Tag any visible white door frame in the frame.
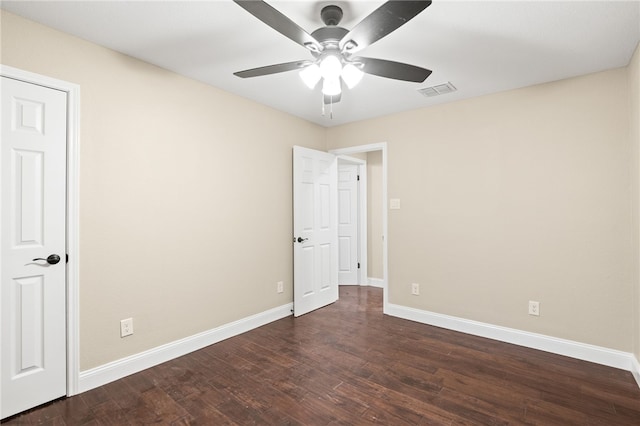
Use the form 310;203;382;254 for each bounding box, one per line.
337;156;367;286
0;65;80;396
329;143;388;313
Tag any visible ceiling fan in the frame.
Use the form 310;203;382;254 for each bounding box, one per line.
233;0;433;107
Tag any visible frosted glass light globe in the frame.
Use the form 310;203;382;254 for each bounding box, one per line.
319;54;342;80
299;64;321;89
322;78;341;96
341;63;364;89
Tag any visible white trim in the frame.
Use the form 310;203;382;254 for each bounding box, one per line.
368;278;384;288
336;155;365;164
386;303;636;372
329;143;388;311
357;163;368;285
632;355;640;388
0;65;81;396
77;303;293;393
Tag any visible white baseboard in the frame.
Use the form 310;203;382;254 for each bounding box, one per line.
632;355;640;389
77;303;293;394
368;277;384;288
385;303;637;374
76;301;640;394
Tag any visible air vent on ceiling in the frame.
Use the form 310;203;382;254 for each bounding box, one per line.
418;82;457;97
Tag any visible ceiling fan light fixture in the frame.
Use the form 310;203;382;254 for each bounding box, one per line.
319;54;343;81
233;0;434;114
299;64;321;89
341;63;364;89
322;77;341;96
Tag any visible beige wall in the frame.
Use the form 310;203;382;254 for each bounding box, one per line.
2;9;638;371
367;151;384;279
1;11;325;369
630;42;640;361
328;68;633;351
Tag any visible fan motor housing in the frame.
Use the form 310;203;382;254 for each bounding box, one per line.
311;26;348;46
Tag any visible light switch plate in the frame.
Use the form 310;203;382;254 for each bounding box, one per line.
390;198;401;210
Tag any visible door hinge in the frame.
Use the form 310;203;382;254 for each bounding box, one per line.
66;254;69;264
358;262;361;269
357;175;360;181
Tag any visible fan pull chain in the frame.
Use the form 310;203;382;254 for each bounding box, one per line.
320;94;335;120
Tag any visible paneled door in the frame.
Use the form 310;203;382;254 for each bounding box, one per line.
293;146;338;317
337;163;359;285
1;76;68;419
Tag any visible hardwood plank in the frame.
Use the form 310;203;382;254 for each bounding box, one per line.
174;393;236;425
4;286;640;425
88;400;130;425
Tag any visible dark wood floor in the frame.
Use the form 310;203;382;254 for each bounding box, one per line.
5;286;640;425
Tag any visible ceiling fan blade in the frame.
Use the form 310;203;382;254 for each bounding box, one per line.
339;1;431;54
356;57;431;82
234;0;322;52
234;60;311;78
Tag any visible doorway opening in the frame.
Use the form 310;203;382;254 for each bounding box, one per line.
330;143;388;312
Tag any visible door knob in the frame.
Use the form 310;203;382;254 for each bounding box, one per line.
296;237;308;243
32;254;61;265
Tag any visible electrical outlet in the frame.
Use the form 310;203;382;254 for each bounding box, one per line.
528;301;540;316
277;281;284;293
411;283;420;296
120;318;133;337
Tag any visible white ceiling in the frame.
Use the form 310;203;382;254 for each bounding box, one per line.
3;0;639;127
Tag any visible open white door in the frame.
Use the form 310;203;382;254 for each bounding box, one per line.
337;163;359;285
293;146;338;317
1;77;68;418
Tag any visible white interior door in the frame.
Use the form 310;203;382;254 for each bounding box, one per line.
293;146;338;317
337;163;359;285
1;76;68;419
